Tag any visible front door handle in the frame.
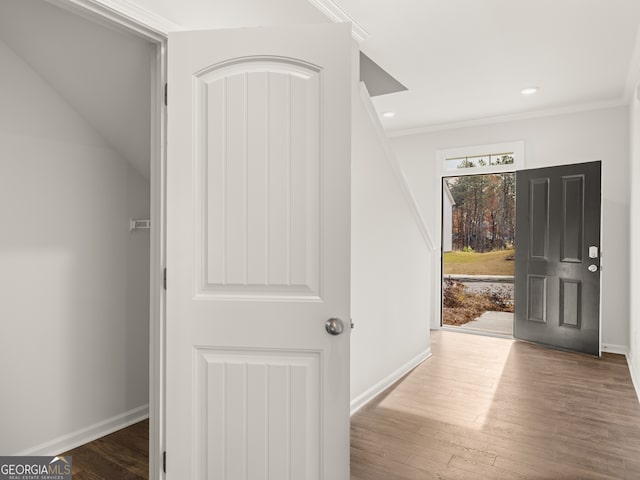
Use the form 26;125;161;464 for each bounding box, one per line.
588;264;598;273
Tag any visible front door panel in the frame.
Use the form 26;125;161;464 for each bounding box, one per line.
515;161;601;355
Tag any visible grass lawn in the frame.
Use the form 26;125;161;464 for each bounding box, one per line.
443;249;515;276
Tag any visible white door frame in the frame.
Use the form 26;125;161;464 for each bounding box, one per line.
45;1;170;478
433;141;525;331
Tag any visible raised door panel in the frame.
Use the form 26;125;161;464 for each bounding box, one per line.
196;348;321;480
529;178;549;260
559;279;581;328
561;175;584;263
527;275;547;323
194;58;322;300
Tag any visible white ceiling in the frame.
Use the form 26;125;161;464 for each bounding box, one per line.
0;0;154;179
340;0;640;132
3;0;639;171
131;0;640;132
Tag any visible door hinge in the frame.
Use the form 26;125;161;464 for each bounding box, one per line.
164;83;168;106
163;268;167;290
163;451;166;473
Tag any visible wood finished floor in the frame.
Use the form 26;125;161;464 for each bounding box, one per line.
351;330;640;480
62;331;640;479
62;419;148;480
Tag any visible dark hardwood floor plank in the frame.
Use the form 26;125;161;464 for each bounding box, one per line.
61;419;148;480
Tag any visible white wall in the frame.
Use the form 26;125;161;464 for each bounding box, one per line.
350;81;432;411
629;87;640;393
391;107;630;348
0;38;150;455
0;0;153;179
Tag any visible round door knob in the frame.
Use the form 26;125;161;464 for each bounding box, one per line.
588;264;598;272
325;317;344;336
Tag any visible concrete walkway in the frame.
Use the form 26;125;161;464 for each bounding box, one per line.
458;311;513;336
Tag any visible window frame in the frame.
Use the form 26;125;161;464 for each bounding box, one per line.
436;141;524;177
431;141;524;331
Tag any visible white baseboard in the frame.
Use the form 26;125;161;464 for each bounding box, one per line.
627;355;640;404
602;343;629;355
14;404;149;456
350;349;432;416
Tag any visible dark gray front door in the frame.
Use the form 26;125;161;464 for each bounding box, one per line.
514;161;601;355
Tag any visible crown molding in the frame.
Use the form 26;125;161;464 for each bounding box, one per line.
306;0;369;42
386;98;630;138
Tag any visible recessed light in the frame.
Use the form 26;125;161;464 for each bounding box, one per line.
382;111;396;118
521;87;539;96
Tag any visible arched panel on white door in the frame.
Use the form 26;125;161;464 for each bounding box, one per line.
193;57;323;300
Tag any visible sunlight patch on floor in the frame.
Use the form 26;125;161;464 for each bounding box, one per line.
375;333;514;430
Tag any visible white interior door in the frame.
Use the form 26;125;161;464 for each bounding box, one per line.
166;24;352;479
